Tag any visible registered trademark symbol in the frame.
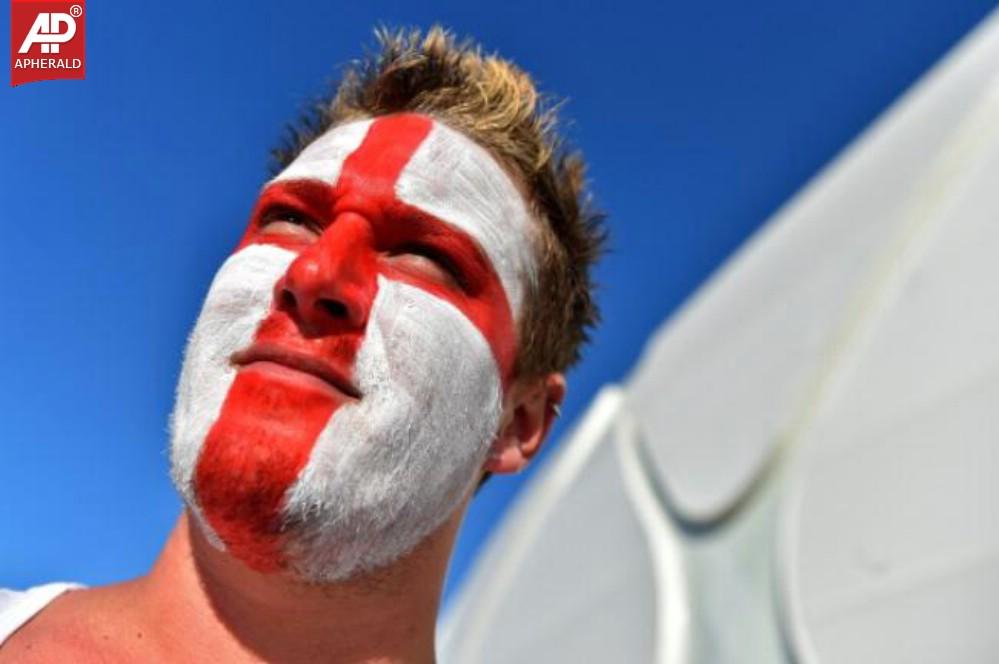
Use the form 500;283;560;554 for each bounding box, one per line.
70;4;83;17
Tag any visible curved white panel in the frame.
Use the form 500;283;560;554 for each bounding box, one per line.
779;30;999;662
782;384;999;663
440;388;668;664
445;12;999;663
628;9;999;524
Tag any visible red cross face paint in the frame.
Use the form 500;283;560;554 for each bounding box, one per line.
169;114;538;581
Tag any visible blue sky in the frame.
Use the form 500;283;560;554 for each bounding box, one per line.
1;0;994;606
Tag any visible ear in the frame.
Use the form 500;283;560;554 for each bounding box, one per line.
484;372;566;474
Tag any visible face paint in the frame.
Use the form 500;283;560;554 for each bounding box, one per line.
169;113;537;581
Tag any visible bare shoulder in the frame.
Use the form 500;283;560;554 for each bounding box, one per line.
1;583;152;664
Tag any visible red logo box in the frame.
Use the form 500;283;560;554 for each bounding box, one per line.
10;0;86;86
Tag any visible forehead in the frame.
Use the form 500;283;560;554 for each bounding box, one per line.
270;114;537;313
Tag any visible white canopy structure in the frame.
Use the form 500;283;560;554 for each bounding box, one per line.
441;9;999;663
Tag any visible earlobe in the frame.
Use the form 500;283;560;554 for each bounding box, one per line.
484;373;566;475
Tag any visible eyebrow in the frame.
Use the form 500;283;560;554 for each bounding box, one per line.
380;200;495;288
255;180;336;222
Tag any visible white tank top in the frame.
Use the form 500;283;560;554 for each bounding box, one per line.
0;583;82;646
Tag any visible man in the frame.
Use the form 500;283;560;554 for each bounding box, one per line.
0;25;603;663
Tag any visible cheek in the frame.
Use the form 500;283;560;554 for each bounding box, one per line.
347;278;505;489
170;246;297;487
186;245;297;371
379;265;517;386
358;278;503;409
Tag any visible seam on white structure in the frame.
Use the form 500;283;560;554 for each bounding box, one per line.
615;410;690;664
442;386;625;663
775;34;999;664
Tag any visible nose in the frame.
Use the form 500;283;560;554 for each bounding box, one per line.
274;211;378;335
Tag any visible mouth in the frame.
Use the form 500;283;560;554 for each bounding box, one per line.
230;344;362;400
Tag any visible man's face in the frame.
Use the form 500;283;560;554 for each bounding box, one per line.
169;113;537;581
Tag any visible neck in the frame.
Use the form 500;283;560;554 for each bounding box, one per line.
132;509;460;663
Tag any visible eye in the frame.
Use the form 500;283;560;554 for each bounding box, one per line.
258;206;321;239
391;243;467;291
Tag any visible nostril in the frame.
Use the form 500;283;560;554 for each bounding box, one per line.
280;289;298;311
320;299;349;319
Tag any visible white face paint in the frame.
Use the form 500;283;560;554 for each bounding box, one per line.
392;121;538;313
169;114;538;581
169;244;296;548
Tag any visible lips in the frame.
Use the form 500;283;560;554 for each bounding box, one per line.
231;343;361;400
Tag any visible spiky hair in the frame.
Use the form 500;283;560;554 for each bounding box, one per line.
272;25;605;378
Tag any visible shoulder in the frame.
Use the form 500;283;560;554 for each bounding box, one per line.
0;583;83;643
0;581;160;664
0;583;88;662
0;583;138;663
